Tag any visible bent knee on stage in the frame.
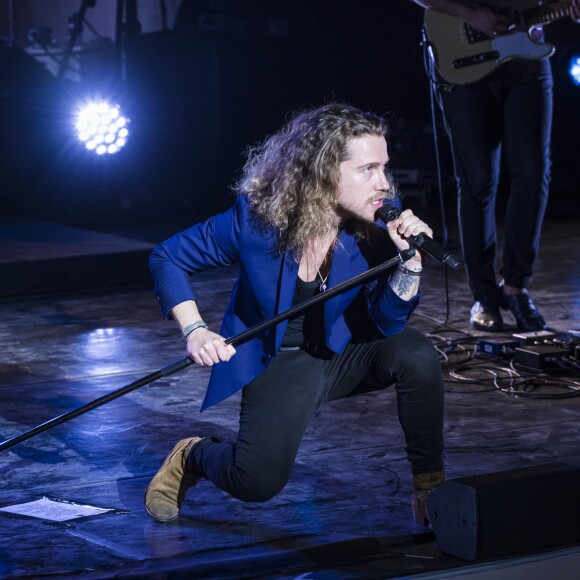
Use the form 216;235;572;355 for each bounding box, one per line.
228;469;289;503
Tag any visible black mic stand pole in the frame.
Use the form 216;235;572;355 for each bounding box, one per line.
0;249;414;453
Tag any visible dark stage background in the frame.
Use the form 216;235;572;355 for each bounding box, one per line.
1;0;579;230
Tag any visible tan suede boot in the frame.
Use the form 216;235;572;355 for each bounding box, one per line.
412;470;445;526
145;437;202;522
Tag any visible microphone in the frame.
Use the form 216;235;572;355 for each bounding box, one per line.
375;204;462;270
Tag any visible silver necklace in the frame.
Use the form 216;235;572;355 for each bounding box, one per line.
317;267;328;292
308;237;334;292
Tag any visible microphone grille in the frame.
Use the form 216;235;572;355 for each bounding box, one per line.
376;203;400;223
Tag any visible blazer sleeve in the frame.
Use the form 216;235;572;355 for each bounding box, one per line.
361;225;421;336
149;196;245;317
366;276;421;336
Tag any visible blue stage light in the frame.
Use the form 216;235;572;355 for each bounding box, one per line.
75;101;129;155
569;55;580;87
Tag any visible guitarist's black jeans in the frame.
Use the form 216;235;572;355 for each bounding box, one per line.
438;59;553;306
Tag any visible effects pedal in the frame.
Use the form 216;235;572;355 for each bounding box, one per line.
512;330;556;346
513;345;570;370
477;337;519;360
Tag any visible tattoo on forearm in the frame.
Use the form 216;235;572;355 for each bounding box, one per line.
390;269;418;296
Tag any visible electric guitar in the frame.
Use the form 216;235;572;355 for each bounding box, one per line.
424;1;571;85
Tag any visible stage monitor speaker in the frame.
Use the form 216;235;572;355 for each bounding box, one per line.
427;463;580;561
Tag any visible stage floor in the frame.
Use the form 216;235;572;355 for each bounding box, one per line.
0;218;579;579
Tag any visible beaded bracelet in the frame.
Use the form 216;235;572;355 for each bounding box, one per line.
398;264;423;276
182;320;208;341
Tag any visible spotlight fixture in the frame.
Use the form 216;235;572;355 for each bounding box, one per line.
568;54;580;87
75;101;129;155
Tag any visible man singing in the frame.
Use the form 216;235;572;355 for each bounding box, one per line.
145;103;445;526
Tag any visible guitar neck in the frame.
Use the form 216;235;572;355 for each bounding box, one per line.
524;1;571;27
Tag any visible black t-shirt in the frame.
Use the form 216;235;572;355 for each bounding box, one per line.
282;277;325;348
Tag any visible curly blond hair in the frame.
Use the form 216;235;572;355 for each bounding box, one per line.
234;103;397;256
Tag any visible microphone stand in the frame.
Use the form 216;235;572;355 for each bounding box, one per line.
0;249;414;453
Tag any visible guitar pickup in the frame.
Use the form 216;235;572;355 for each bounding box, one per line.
452;51;500;69
464;24;488;44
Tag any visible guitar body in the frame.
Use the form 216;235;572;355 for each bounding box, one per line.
425;10;555;85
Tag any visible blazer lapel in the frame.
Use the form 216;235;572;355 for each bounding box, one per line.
274;252;299;344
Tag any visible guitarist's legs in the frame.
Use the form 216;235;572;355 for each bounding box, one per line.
438;60;552;331
501;60;553;291
438;78;504;307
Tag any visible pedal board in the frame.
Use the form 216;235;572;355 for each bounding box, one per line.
476;331;576;369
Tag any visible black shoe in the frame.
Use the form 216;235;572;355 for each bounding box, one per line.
502;292;547;332
470;301;503;332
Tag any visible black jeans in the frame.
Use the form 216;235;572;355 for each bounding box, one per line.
438;59;553;304
190;326;444;502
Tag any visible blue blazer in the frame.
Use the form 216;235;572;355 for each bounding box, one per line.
150;195;419;410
